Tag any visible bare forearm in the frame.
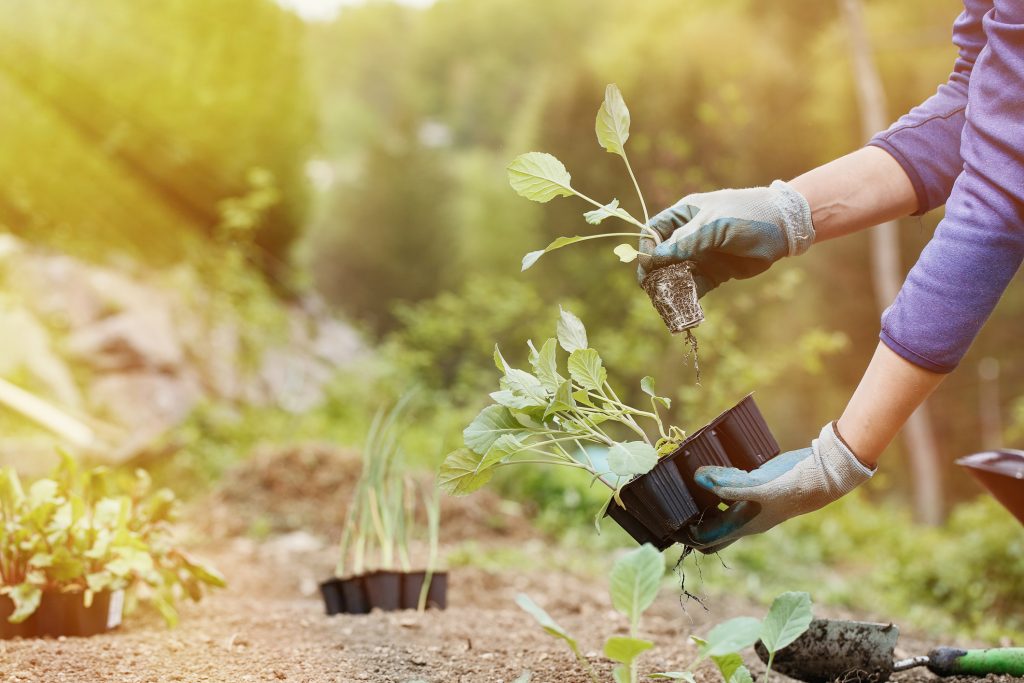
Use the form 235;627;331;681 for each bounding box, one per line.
788;146;918;242
836;342;945;466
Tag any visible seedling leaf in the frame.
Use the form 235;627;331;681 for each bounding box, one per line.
729;666;754;683
760;591;813;654
438;448;494;495
463;405;523;454
640;376;656;397
607;441;658;477
480;434;525;470
515;593;579;650
596;84;630;157
567;349;607;391
503;368;548;405
613;244;639;263
532;338;561;391
507;152;576;203
609;543;663;631
584;198;636;225
557;307;588;352
5;583;42;624
604;636;654;664
711;653;745;681
700;616;763;657
650;674;696;682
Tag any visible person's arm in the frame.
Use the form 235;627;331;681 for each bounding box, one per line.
787;146;917;242
836;342;945;465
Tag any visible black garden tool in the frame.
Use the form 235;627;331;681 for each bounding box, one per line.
754;618;1024;682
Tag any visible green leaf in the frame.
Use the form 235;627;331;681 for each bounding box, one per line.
0;467;25;510
613;244;639;263
5;583;42;624
480;434;525;470
490;390;539;410
515;593;580;655
613;665;630;683
609;543;663;631
700;617;763;657
178;552;228;588
728;666;754;683
760;591;813;654
640;377;656;397
503;368;548;405
28;479;59;508
596;83;630;157
604;636;654;665
711;653;744;681
650;673;697;682
608;441;658;477
463;405;523;454
438;449;494;496
583;198;637;225
531;338;561;391
567;349;607;391
507;152;576;203
494;345;510;373
556;307;588;353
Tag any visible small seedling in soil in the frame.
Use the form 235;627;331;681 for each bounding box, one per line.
0;451;225;634
507;84;705;343
651;591;813;683
438;307;685;527
516;543;663;683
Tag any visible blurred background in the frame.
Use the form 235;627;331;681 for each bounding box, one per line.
0;0;1020;639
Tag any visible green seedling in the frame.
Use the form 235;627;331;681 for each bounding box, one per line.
652;591;813;683
0;451;225;627
438;307;685;525
508;84;659;271
517;544;664;683
416;484;442;612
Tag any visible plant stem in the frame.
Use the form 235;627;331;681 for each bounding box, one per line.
763;652;775;683
621;150;649;225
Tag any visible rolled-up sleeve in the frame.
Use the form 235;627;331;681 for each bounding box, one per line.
880;0;1024;373
868;0;989;215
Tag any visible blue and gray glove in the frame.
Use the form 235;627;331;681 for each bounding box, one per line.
682;422;874;551
637;181;815;296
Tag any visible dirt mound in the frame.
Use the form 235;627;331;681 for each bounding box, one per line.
196;442;535;544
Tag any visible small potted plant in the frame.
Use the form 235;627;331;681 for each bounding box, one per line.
439;308;779;550
0;453;225;639
507;84;703;336
320;398;447;615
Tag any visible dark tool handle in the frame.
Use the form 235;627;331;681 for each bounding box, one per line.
928;647;1024;677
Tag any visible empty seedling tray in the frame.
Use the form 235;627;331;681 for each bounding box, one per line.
606;394;780;552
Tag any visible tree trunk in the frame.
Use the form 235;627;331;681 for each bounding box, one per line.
839;0;944;525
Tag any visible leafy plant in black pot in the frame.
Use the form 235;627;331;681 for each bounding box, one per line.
439;308;780;551
0;453;225;638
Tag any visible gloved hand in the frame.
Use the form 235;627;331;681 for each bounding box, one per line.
680;422;874;552
636;180;815;297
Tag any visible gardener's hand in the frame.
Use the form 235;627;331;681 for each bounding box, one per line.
680;422;874;551
636;181;814;297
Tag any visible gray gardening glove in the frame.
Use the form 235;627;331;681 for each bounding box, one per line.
682;422;874;551
636;180;814;297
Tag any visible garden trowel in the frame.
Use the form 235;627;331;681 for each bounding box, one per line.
753;618;1024;682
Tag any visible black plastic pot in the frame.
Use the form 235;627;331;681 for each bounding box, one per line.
606;394;780;552
0;589;123;639
319;578;346;616
321;571;449;615
363;571;402;612
340;576;371;615
401;571;448;610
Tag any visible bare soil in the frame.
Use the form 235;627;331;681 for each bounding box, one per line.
2;535;1018;683
2;444;1016;682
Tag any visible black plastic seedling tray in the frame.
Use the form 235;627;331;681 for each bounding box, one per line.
319;571;448;615
606;394;779;552
0;589;123;639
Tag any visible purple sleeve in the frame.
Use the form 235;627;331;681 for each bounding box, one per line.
868;0;990;215
880;0;1024;373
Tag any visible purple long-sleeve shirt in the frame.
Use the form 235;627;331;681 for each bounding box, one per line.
867;0;1024;373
